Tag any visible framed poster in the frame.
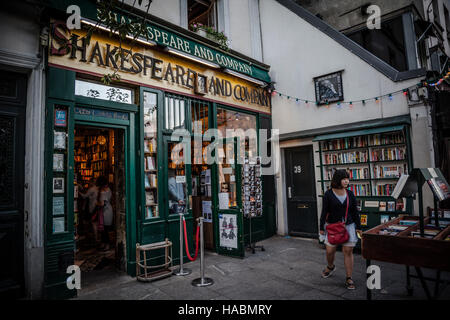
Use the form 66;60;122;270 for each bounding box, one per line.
219;214;238;249
314;71;344;105
53;177;65;194
195;73;207;95
54;131;66;150
53;153;64;172
54;109;67;127
52;197;65;216
53;217;66;233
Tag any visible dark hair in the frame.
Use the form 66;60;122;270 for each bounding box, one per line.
96;175;108;188
330;169;350;189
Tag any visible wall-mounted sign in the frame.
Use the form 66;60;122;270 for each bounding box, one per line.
49;22;271;113
314;71;344;106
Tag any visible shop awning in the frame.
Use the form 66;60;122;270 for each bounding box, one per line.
312;125;406;141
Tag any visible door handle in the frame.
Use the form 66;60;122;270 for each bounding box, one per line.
288;187;292;199
297;204;309;209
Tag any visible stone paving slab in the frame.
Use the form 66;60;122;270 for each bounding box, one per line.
75;236;450;300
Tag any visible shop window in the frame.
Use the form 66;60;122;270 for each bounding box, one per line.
164;94;186;131
75;80;134;104
346;16;408;72
168;142;187;215
143;92;159;219
218;141;237;209
191;100;209;135
216;108;257;162
188;0;218;32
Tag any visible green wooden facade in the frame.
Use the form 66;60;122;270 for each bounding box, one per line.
43;66;275;299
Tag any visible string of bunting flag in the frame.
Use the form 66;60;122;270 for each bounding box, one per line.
269;69;450;108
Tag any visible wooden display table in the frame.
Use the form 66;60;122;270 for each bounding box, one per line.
136;239;173;282
362;215;450;299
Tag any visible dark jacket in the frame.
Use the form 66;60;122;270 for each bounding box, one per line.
320;189;361;231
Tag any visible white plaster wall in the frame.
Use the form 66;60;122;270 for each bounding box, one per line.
261;1;435;235
149;0;181;26
260;1;422;136
228;0;253;57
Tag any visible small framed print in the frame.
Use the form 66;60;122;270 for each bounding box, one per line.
53;154;64;172
195;74;207;95
314;70;344;105
54;108;67;127
53;177;65;194
52;197;65;216
54;131;66;150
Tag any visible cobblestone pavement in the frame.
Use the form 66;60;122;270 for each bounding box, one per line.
74;236;450;300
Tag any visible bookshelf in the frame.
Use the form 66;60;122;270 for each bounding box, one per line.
143;92;159;219
317;129;413;233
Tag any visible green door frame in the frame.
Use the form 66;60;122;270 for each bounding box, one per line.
72;110;137;274
214;136;244;258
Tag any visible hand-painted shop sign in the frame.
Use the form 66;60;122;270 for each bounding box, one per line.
49;22;271;110
96;10;270;83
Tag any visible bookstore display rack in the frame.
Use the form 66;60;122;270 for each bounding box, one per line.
317;129;412;236
362;168;450;300
143;92;159;219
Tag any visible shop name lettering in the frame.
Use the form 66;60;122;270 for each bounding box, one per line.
98;10;254;76
178;304;272;317
50;23;270;107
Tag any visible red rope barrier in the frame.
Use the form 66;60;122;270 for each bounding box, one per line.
183;217;200;261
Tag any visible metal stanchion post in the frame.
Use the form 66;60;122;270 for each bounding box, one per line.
192;217;213;287
173;213;191;276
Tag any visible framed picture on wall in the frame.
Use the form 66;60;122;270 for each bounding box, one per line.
54;108;67;127
314;70;344;105
53;177;65;194
195;73;207;95
54;131;66;150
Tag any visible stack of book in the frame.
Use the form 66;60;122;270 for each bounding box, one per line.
378;225;409;236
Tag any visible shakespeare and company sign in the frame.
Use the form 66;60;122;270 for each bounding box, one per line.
49;21;271;114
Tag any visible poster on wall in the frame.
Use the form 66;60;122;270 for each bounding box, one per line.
54;131;66;150
314;71;344;105
202;201;212;222
52;197;65;216
53;177;65;194
54;109;67;127
219;214;238;249
53;154;64;172
53;217;65;233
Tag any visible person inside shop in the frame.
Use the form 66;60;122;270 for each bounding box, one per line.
78;178;99;243
168;170;186;215
95;175;114;251
319;169;362;290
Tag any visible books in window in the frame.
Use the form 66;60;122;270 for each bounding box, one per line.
146;191;155;206
145;156;156;171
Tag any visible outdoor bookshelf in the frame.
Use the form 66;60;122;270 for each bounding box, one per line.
362;168;450;300
316;127;413;235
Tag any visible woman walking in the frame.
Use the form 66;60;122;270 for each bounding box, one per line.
319;169;362;289
96;176;114;251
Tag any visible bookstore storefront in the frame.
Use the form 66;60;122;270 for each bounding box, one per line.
44;19;275;298
279;116;415;240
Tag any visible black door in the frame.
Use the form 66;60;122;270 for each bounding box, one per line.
0;71;26;298
285;146;318;238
